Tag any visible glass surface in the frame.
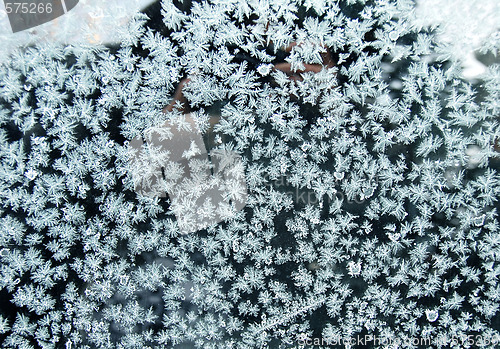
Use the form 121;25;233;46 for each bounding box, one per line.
0;0;499;348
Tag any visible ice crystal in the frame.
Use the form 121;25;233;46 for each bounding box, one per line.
0;0;499;348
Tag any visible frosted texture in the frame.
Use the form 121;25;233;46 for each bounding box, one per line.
0;0;499;348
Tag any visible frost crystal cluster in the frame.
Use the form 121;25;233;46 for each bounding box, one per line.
0;0;499;348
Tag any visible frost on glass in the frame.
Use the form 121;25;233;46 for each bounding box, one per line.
0;0;499;348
